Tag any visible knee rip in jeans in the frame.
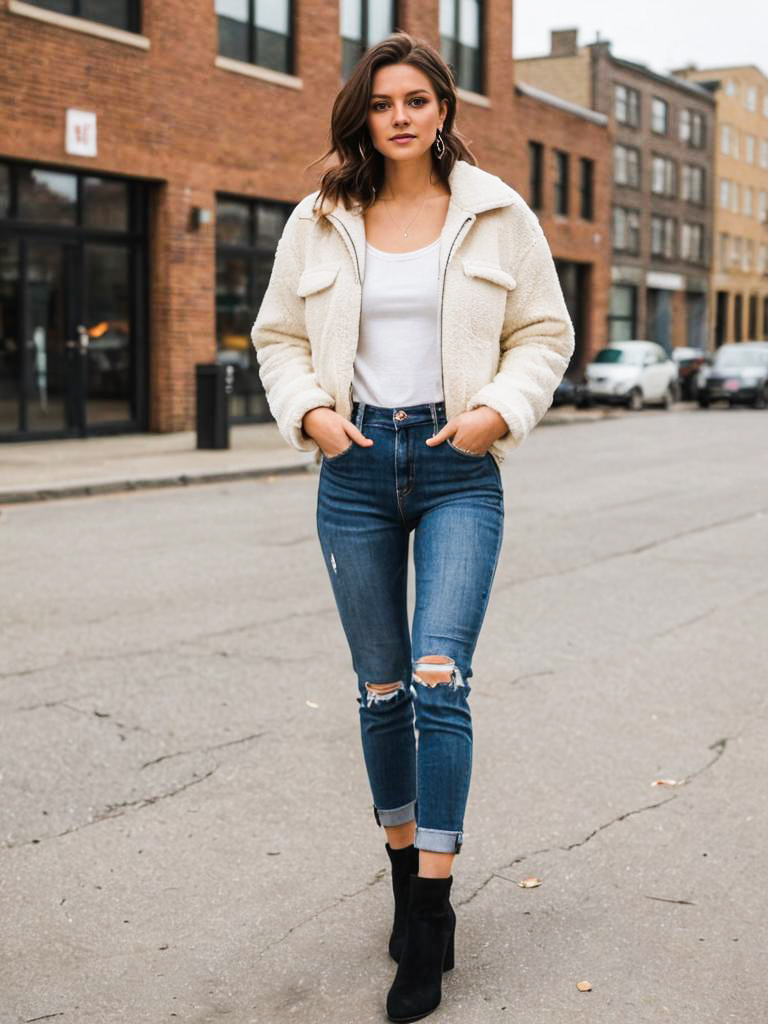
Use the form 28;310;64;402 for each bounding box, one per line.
412;655;465;690
364;680;406;708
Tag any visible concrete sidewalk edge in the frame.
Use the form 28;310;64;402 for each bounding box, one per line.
0;460;315;506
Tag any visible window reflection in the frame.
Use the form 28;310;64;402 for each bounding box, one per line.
83;176;129;230
215;195;291;421
18;169;77;225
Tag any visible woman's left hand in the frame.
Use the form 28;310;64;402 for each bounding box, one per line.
426;406;508;456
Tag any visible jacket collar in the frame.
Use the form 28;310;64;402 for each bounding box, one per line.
298;160;518;283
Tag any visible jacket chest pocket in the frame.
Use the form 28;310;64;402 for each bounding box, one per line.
461;259;517;340
296;264;341;340
296;265;340;298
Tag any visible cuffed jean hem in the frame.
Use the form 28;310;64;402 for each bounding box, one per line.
414;827;464;854
373;800;417;827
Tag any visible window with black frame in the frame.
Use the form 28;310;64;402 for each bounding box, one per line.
440;0;483;94
528;141;543;211
215;195;292;423
215;0;293;75
24;0;140;31
340;0;398;81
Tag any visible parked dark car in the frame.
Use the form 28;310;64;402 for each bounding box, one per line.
697;342;768;409
672;346;712;401
552;375;578;406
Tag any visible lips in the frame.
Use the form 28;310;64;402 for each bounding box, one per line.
391;135;415;140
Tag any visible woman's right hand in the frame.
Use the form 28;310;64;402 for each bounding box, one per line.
302;407;373;457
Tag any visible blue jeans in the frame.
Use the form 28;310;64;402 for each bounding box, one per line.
316;401;504;854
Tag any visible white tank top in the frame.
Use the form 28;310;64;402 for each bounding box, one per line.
351;237;444;408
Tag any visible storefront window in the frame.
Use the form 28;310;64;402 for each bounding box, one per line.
18;169;77;225
609;285;636;341
82;176;129;230
0;164;10;217
215;195;291;422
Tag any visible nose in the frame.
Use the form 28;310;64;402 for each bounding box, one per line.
392;106;410;127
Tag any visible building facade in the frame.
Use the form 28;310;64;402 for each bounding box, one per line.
517;30;716;351
1;1;609;442
674;64;768;345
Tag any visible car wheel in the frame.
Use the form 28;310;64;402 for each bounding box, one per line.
754;386;768;410
627;387;643;411
660;385;675;409
575;396;592;409
697;395;710;408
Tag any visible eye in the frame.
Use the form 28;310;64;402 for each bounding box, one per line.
410;97;428;106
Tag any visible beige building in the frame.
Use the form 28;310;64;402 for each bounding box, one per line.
674;65;768;344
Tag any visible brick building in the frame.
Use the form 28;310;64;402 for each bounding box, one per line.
517;30;716;351
1;1;609;442
674;64;768;345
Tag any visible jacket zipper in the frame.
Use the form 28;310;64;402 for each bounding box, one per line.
438;216;472;410
327;213;361;414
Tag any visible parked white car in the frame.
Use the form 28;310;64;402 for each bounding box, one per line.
578;341;679;410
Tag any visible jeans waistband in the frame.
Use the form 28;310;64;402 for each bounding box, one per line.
351;400;447;431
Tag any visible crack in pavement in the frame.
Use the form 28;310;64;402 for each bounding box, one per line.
651;587;768;641
1;766;219;851
494;504;768;595
256;867;388;960
141;731;266;769
457;737;730;907
0;606;336;682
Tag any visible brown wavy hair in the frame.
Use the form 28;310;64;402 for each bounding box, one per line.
309;32;477;215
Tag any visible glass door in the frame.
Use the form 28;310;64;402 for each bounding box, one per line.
20;238;134;436
24;239;77;434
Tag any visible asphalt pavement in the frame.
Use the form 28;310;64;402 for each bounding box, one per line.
1;404;765;1024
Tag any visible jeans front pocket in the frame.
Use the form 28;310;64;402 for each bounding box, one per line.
322;441;355;463
446;438;488;460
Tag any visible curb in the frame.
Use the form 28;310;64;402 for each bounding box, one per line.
0;460;315;506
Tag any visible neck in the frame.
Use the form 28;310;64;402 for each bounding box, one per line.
382;154;440;201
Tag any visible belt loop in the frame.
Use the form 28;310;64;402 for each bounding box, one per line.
430;402;437;435
355;401;366;431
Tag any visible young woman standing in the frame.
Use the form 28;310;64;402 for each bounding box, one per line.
251;32;574;1022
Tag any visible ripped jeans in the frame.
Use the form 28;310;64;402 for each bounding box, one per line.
316;401;504;854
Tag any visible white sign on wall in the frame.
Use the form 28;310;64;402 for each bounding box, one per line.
65;109;97;157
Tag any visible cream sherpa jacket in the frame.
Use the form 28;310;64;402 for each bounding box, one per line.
250;159;574;464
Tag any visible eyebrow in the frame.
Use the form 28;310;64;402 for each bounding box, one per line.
370;89;431;99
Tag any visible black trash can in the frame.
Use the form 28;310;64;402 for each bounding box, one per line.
196;363;234;449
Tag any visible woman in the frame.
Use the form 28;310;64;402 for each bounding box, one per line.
251;32;574;1023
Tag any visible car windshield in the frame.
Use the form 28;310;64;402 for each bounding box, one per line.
714;347;768;369
594;348;646;366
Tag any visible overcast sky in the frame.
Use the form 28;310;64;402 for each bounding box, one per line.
513;0;767;77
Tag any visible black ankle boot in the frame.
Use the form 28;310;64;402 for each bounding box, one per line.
386;874;456;1023
386;843;420;961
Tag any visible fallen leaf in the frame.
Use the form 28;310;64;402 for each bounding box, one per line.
652;778;679;786
517;876;542;888
305;700;319;709
576;980;592;992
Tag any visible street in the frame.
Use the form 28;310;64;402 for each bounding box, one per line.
1;406;766;1024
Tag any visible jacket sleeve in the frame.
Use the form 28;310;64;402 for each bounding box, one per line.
250;207;335;453
466;214;575;451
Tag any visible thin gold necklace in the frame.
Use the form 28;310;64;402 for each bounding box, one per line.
380;186;433;239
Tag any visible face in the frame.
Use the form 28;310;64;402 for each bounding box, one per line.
366;63;448;163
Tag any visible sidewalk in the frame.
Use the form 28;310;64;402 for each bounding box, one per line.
0;407;617;505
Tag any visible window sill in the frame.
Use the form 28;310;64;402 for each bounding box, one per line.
214;56;302;91
8;0;149;49
457;87;491;109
